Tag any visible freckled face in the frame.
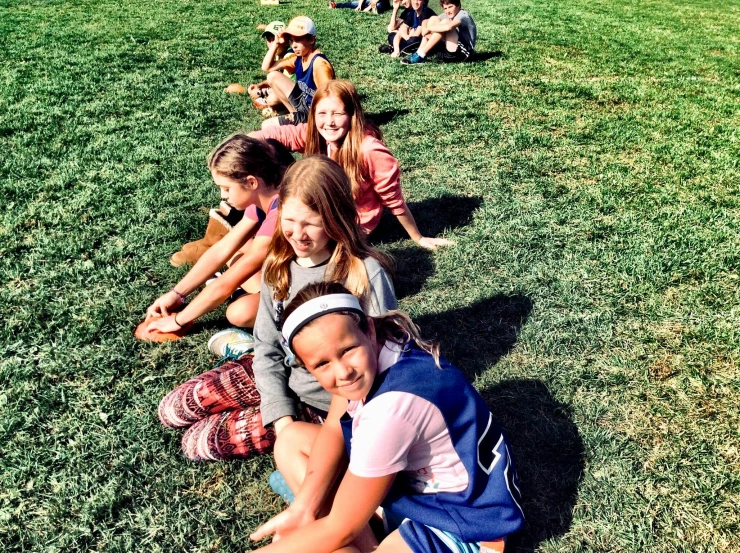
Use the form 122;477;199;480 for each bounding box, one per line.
314;95;352;148
293;313;378;401
211;170;254;211
280;196;332;265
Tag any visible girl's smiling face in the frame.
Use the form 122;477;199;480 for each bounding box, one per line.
211;170;255;211
293;313;378;401
280;196;332;266
314;94;352;148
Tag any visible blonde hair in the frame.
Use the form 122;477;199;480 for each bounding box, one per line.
304;80;383;200
262;156;393;305
284;281;441;368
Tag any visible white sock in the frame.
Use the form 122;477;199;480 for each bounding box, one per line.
417;51;426;58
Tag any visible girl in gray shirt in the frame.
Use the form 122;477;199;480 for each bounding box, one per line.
157;155;396;461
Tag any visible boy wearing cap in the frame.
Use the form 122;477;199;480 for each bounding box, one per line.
235;21;299;116
262;16;335;128
401;0;476;65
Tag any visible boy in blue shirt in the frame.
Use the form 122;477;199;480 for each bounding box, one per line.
401;0;476;64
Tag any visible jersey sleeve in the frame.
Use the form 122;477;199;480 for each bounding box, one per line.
362;137;407;216
348;397;420;478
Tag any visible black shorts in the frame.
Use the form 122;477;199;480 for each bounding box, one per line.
278;83;311;126
442;42;473;63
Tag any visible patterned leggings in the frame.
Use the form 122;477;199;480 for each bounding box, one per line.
158;356;323;461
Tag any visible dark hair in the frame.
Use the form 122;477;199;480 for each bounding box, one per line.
207;134;294;188
440;0;460;6
284;282;440;367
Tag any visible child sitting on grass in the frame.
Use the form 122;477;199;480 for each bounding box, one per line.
401;0;476;64
251;80;454;250
231;22;299;118
330;0;390;14
156;156;397;461
261;16;335;128
380;0;436;58
249;281;524;553
144;135;292;337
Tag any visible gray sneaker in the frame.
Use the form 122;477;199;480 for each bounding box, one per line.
208;328;255;359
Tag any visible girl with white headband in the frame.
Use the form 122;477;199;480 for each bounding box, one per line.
251;281;524;553
157;155;396;461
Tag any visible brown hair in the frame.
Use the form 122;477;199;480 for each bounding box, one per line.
262;155;393;305
207;134;293;189
304;80;383;200
284;281;441;368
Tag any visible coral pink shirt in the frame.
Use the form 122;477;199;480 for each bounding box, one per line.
251;124;408;232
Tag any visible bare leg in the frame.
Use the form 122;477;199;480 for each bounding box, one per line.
375;530;414;553
444;28;460;52
265;71;298;113
273;423;380;553
225;293;260;328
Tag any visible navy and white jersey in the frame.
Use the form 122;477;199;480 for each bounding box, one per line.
340;343;524;542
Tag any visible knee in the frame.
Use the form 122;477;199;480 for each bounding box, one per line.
273;421;302;471
226;300;256;328
265;71;279;85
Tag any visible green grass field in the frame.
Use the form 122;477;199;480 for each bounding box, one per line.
1;0;739;551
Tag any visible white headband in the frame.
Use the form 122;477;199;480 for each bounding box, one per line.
282;294;364;349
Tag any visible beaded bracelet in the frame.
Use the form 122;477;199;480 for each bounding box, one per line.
171;288;187;304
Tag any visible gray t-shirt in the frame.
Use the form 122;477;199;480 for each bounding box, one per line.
439;9;477;52
252;256;397;426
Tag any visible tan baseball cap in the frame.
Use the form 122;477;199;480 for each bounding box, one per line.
283;16;317;38
261;21;286;38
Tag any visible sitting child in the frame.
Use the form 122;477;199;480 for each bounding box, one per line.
251;80;455;249
380;0;436;58
244;22;298;117
144;135;292;337
402;0;477;64
330;0;389;14
261;16;335;128
249;281;525;553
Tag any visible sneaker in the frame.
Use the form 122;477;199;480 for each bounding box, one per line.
208;328;255;359
401;52;426;65
378;44;393;54
329;1;336;7
269;471;295;504
253;97;269;110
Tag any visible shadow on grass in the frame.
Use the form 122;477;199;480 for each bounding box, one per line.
383;243;434;299
480;379;584;552
366;109;410;127
371;194;483;244
415;293;533;378
470;50;504;62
